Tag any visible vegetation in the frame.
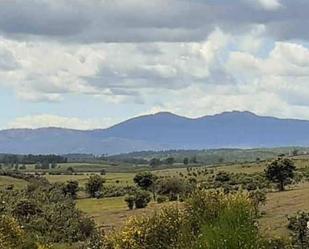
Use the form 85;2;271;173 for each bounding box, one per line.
85;175;105;198
0;179;97;246
1;151;309;248
265;158;296;191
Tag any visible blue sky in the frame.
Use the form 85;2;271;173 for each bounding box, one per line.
1;0;309;129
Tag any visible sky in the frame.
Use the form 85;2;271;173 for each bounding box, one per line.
1;0;309;129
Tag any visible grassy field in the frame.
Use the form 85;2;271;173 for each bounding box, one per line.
77;197;165;231
260;181;309;237
46;172;135;187
0;176;27;189
1;157;309;239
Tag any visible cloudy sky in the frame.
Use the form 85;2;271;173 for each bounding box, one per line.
1;0;309;129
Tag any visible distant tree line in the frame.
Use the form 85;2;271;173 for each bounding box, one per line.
0;154;67;167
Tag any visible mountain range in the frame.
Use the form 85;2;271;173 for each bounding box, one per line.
1;111;309;155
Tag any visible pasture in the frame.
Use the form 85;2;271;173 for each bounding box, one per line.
1;157;309;239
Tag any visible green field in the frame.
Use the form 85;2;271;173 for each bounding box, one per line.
1;157;309;239
0;176;27;189
46;172;135;187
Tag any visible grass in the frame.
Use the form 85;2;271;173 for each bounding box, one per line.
2;157;309;239
0;176;27;189
45;172;135;187
260;181;309;237
77;197;163;231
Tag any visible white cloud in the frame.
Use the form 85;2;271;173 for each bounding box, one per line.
0;29;230;102
226;41;309;107
7;114;117;130
255;0;282;10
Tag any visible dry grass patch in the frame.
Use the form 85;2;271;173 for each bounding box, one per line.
260;182;309;237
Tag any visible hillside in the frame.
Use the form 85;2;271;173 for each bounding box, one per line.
2;111;309;154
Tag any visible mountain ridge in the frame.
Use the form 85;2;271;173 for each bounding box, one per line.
2;111;309;154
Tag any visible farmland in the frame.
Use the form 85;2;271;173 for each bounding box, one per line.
2;156;309;238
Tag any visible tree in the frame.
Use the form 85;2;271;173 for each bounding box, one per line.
165;157;175;165
66;166;74;174
190;156;198;164
133;172;158;199
265;158;296;191
134;190;151;209
292;149;299;157
157;177;185;201
85;175;105;198
183;157;189;165
149;158;161;167
124;195;135;210
63;180;79;199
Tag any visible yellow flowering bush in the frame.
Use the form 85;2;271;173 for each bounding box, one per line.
104;204;193;249
0;215;24;249
0;214;51;249
102;190;278;249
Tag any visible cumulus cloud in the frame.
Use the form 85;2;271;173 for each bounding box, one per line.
0;0;308;43
1;0;309;129
0;29;231;102
255;0;282;10
7;114;117;130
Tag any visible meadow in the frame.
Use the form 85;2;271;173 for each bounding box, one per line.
1;157;309;240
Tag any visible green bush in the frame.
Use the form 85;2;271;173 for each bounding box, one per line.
105;191;273;249
0;182;97;244
124;195;135;210
195;195;260;249
105;204;193;249
157;195;168;203
134;190;151;209
288;211;309;248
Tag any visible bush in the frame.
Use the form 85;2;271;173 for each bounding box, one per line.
124;195;135;210
106;204;193;249
288;211;309;248
85;175;105;198
156;177;186;201
157;195;168;203
105;191;269;249
195;194;260;249
0;182;97;244
135;190;151;209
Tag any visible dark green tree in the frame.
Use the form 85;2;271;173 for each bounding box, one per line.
183;157;189;165
63;180;79;199
133;172;158;199
265;158;296;191
85;175;105;198
134;190;151;209
149;158;161;167
157;177;185;201
165;157;175;165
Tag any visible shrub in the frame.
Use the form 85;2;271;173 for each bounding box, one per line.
248;189;267;215
134;190;151;209
106;204;193;249
288;211;309;248
105;191;266;249
0;182;97;244
157;195;168;204
85;175;105;198
195;194;260;249
156;177;186;201
62;180;79;199
124;195;135;210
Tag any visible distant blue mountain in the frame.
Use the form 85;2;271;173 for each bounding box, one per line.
1;111;309;154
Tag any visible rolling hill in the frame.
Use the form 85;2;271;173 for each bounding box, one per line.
1;111;309;154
